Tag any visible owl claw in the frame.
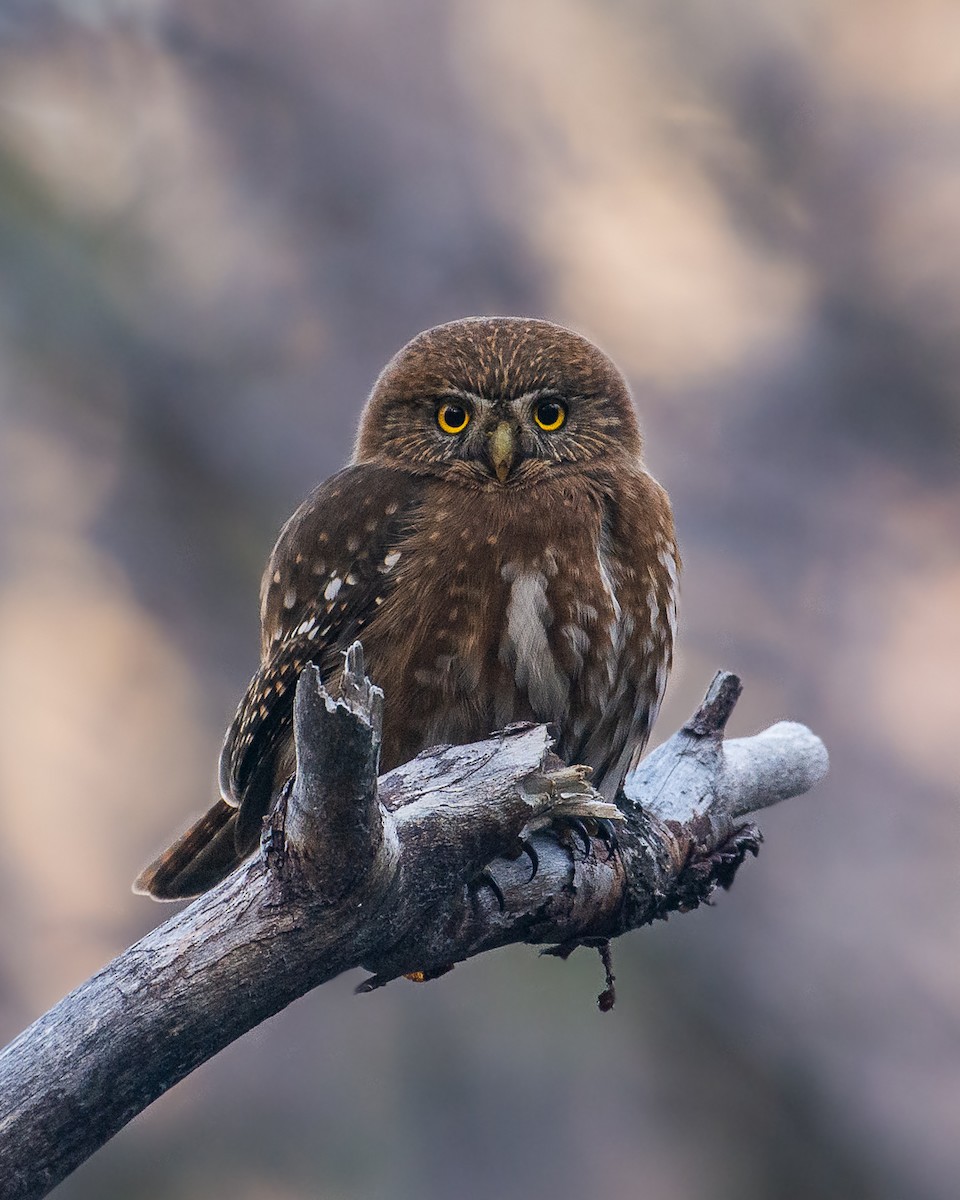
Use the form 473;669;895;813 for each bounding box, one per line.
596;818;619;859
470;868;506;913
520;838;539;881
562;817;593;857
553;815;619;859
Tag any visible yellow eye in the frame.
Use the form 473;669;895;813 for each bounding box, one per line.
534;398;566;431
437;402;470;434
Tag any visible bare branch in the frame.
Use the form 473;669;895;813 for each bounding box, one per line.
0;655;828;1200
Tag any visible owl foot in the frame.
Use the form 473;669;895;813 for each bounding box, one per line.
553;815;620;861
555;816;593;857
595;818;619;859
469;867;506;913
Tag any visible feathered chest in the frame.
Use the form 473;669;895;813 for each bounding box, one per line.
249;462;676;795
362;474;638;757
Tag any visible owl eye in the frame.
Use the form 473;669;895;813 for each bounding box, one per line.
534;398;566;432
437;402;470;435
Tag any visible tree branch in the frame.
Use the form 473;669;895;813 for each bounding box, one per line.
0;650;828;1200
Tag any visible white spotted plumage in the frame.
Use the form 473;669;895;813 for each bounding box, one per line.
137;317;679;901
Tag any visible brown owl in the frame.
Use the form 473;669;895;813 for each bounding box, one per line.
135;317;679;899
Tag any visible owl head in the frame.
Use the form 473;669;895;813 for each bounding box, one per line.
354;317;642;485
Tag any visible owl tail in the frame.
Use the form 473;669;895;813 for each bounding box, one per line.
133;799;244;900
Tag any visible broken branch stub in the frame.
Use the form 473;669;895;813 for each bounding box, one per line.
282;647;390;899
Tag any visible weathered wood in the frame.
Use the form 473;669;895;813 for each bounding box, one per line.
0;653;828;1200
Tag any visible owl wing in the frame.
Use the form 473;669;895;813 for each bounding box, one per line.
222;463;425;844
134;463;424;899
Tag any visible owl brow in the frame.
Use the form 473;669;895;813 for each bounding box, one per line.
502;389;549;415
424;389;486;412
438;388;480;403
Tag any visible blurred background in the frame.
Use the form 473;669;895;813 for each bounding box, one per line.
1;1;958;1197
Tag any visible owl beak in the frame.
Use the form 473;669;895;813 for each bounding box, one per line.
489;421;516;483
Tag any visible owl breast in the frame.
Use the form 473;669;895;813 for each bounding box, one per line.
361;470;676;800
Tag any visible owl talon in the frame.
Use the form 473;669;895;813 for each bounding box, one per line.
520;838;539;881
553;815;618;859
560;817;593;857
470;868;506;912
596;818;619;858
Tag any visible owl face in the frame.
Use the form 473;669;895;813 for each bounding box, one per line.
355;317;642;486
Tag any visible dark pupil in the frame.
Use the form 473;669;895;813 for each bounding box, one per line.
445;406;466;427
538;402;561;426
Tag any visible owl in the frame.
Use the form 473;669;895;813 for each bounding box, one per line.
135;317;679;899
